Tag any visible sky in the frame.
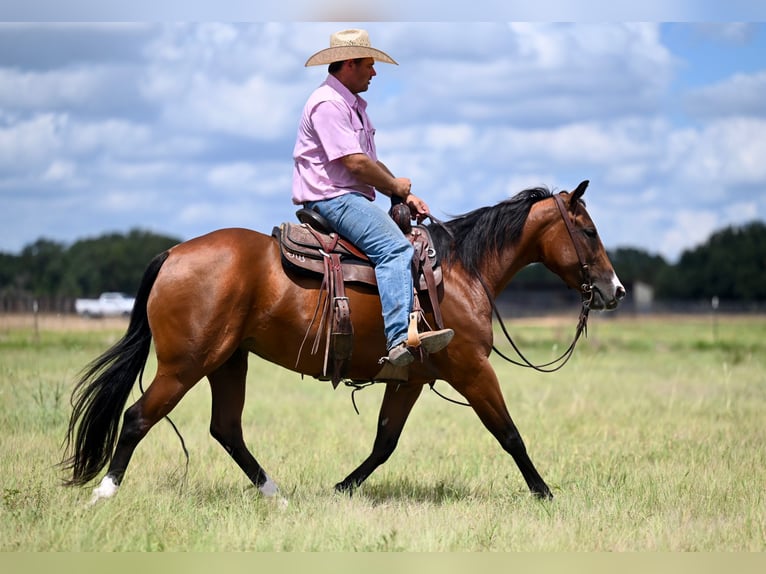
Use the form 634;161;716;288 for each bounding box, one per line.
1;22;765;262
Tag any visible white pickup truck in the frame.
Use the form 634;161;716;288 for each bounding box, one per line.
74;292;135;318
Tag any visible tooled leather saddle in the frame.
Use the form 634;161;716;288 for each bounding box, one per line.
271;204;445;387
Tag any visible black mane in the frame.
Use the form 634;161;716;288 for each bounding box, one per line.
428;187;553;277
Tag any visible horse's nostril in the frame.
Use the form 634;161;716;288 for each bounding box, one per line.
616;285;626;300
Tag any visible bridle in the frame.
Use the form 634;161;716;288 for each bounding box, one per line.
480;191;594;373
553;192;595;310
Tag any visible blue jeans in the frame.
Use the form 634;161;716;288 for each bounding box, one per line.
305;193;414;350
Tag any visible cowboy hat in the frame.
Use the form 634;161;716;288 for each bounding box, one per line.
305;29;397;67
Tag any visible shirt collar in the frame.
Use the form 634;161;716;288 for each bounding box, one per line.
325;74;367;113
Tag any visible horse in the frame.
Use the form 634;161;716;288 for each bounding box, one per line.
62;180;625;504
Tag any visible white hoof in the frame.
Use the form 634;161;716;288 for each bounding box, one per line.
260;477;288;509
89;476;119;506
269;495;289;510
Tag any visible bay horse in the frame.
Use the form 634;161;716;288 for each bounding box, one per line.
62;180;625;504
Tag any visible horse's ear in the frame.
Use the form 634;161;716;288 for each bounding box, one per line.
570;180;589;208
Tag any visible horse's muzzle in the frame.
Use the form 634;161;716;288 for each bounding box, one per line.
591;280;626;310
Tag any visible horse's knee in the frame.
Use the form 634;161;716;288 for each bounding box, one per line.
209;421;242;451
209;423;227;446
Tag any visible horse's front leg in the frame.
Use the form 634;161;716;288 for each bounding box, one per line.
335;382;424;494
455;359;552;499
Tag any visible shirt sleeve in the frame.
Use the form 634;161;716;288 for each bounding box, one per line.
310;100;365;162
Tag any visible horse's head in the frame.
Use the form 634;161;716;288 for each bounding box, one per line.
537;180;625;310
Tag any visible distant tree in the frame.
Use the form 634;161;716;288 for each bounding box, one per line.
0;252;19;289
0;229;181;298
65;229;181;297
658;221;766;301
607;247;670;286
2;221;765;303
17;238;68;296
512;247;671;289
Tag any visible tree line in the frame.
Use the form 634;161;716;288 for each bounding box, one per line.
1;221;765;307
0;229;181;301
504;220;766;303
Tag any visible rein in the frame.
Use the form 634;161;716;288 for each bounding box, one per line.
483;192;593;373
350;195;593;413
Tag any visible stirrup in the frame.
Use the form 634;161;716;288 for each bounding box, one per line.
406;312;421;347
405;312;454;354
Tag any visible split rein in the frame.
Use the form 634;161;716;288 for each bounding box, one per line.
483;192;593;373
430;195;595;408
425;195;595;409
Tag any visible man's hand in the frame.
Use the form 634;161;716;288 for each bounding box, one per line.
405;194;430;223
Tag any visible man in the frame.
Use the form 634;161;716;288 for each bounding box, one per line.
292;29;454;367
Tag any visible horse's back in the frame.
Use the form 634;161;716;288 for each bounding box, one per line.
170;227;272;257
158;227;273;280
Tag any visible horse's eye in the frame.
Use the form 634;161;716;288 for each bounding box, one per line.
582;227;598;239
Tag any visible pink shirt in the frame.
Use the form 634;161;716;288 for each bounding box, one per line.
292;74;378;204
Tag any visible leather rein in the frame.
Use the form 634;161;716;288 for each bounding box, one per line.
480;191;594;373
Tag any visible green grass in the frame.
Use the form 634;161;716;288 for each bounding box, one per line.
1;313;764;551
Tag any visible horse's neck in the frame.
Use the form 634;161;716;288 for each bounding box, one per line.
477;248;535;298
479;222;544;297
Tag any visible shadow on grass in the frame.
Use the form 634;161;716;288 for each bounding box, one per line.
349;477;473;505
346;477;555;507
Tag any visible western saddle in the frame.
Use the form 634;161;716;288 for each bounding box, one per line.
272;204;445;387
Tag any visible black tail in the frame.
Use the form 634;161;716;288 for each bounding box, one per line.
61;250;170;486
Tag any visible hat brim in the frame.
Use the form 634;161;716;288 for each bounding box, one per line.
305;46;398;67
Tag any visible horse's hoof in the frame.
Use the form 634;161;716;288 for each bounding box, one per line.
334;481;355;496
268;495;289;510
88;476;119;506
533;488;554;501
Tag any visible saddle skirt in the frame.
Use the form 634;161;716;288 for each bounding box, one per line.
271;211;444;387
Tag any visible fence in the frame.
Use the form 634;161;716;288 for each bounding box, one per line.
1;291;764;319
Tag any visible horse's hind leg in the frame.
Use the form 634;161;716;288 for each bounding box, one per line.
90;369;199;504
335;382;424;493
207;348;282;502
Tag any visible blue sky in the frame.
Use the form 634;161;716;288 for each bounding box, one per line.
1;22;765;262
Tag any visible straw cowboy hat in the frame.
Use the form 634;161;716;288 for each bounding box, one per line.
305;28;398;67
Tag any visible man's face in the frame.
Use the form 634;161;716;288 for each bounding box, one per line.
347;58;377;93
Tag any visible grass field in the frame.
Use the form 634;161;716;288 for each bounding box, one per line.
0;311;764;551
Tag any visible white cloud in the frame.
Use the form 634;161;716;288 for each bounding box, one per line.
158;75;302;140
659;209;721;260
724;200;759;224
685;71;766;118
0;22;765;265
692;23;758;44
389;23;674;126
42;160;77;183
0;67;102;110
673;117;766;190
0;113;66;173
